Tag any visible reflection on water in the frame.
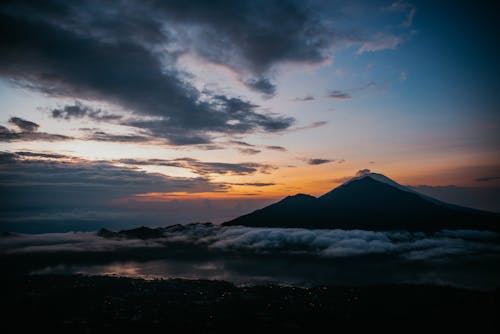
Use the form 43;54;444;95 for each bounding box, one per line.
32;253;500;289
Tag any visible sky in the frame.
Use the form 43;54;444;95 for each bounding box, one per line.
1;0;499;232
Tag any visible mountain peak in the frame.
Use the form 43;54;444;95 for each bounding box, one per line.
341;172;405;189
319;172;410;200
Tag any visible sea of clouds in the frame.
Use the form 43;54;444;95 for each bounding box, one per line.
2;225;499;261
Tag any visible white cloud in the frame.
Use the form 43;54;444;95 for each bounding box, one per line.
2;226;498;261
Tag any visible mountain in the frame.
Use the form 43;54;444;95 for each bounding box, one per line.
224;173;499;231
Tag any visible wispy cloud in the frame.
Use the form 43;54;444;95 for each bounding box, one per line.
384;1;417;28
116;157;277;176
238;148;261;155
357;33;401;54
291;95;315;102
326;90;351;99
265;146;287;152
308;158;334;165
228;140;255;147
85;131;156;143
289;121;328;133
305;158;345;166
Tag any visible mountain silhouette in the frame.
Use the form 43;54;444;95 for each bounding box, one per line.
224;173;499;231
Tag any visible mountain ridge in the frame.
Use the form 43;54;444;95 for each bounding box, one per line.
224;173;499;231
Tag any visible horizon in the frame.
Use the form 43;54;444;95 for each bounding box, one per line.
1;1;499;232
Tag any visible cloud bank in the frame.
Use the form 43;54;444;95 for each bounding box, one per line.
3;225;499;263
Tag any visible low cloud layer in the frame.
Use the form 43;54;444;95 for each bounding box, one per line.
3;226;498;263
3;225;499;289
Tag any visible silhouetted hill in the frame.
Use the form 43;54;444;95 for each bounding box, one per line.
97;226;165;239
227;193;317;228
224;174;499;231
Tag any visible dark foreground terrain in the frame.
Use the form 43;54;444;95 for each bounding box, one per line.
1;274;498;333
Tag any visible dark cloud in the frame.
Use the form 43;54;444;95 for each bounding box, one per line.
0;151;231;231
154;0;336;74
0;122;72;142
86;131;156;143
0;1;294;145
244;77;277;97
308;158;333;165
475;176;500;182
122;95;293;145
0;152;225;194
8;117;39;132
325;82;380;100
116;158;276;176
292;95;315;102
326;90;351;99
238;148;261;155
15;151;70;159
0;131;71;142
51;101;122;121
265;145;287;152
228;140;255;147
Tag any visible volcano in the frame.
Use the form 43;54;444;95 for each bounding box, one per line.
223;173;499;231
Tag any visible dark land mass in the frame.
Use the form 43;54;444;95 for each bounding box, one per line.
224;174;500;231
1;274;498;333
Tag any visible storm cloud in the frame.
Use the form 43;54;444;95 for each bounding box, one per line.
0;1;411;145
0;1;295;145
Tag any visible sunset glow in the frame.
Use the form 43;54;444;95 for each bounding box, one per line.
1;0;499;232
